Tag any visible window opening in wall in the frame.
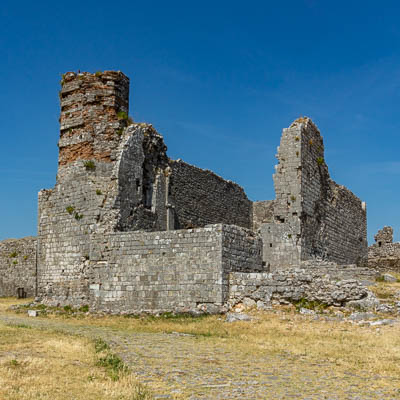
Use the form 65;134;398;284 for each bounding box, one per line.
143;183;153;209
275;216;285;223
270;243;273;247
135;179;141;195
378;241;382;247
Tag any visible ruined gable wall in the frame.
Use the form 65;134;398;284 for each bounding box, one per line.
0;237;36;297
299;119;367;264
169;160;252;230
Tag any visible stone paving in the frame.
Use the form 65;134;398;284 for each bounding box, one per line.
1;312;399;399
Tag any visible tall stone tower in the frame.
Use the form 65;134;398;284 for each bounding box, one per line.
58;71;130;168
37;71;134;305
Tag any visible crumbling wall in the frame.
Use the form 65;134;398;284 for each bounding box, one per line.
0;237;37;297
169;160;252;230
228;261;375;309
299;119;367;264
58;71;129;166
258;118;367;270
368;227;400;272
257;121;303;269
115;123;169;232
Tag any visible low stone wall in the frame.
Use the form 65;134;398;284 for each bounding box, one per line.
228;262;374;309
0;237;37;297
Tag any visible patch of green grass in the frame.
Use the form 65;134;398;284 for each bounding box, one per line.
83;160;96;170
94;338;110;353
317;157;324;165
9;359;20;367
14;324;32;329
294;298;328;313
79;305;89;313
74;213;83;221
96;189;102;195
95;71;102;77
63;305;73;313
117;111;129;120
9;252;18;258
66;206;75;215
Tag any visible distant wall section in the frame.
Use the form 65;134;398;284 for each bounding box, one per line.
369;227;400;272
0;237;37;297
169;160;252;230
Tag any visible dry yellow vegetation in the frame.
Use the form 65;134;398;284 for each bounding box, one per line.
1;296;400;398
0;299;152;400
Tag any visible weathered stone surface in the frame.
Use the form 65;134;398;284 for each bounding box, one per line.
257;118;367;270
368;226;400;272
0;237;36;297
228;263;375;309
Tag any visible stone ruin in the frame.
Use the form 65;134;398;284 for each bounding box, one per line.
0;70;377;313
368;226;400;272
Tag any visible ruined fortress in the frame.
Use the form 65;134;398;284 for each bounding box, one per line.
0;70;386;313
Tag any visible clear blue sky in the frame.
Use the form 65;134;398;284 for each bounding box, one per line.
1;0;399;243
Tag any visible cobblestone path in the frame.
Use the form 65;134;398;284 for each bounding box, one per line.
0;313;399;399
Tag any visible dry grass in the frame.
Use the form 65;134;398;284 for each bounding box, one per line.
16;302;400;377
369;272;400;301
0;312;152;399
2;297;400;397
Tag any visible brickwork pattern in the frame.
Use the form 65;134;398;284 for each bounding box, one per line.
39;224;263;313
58;71;129;166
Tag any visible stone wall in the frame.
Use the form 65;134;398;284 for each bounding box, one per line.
299;119;367;264
39;224;263;313
169;160;252;230
0;237;37;297
253;200;275;231
368;227;400;272
257;118;367;269
228;261;374;310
